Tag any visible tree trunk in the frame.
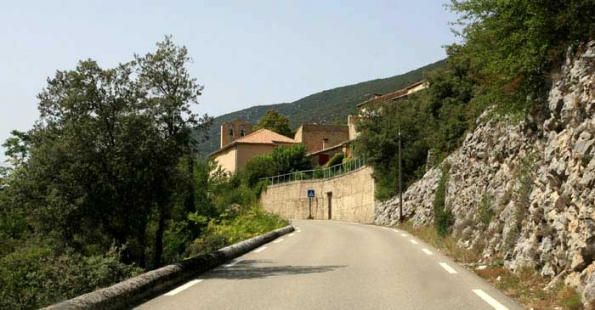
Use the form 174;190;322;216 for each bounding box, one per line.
138;228;147;269
153;209;166;269
184;156;195;214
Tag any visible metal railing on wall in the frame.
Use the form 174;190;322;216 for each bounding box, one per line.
260;157;366;185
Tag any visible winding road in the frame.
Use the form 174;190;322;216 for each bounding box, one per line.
137;220;523;310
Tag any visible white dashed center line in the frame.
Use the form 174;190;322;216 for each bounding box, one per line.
439;262;457;274
273;238;284;244
392;229;399;233
288;233;296;237
409;239;419;245
223;259;241;268
472;289;509;310
164;279;203;296
422;249;433;255
400;233;408;237
253;246;267;253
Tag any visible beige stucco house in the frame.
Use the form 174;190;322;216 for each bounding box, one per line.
209;127;297;174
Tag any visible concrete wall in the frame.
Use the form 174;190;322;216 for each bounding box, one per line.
261;166;376;223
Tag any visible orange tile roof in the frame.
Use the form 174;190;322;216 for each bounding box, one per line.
234;128;296;144
208;129;297;157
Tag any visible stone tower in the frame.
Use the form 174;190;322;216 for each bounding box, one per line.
220;119;252;148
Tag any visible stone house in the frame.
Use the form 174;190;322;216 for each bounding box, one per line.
293;124;351;165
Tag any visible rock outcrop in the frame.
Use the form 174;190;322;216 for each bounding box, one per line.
375;41;595;303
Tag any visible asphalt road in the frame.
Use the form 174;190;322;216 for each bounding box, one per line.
137;220;523;310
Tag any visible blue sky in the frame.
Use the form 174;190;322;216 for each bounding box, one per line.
0;0;457;160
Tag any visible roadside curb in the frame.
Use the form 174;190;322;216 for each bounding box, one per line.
44;225;294;310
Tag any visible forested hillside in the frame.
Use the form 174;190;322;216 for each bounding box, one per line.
196;59;445;157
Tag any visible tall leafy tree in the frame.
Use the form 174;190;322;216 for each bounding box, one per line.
134;37;213;267
253;110;293;137
8;37;211;268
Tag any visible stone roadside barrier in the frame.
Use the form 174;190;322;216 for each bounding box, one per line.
44;225;294;310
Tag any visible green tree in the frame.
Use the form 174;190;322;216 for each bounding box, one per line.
270;144;311;174
7;37;211;268
241;144;311;187
2;130;30;168
253;110;293;137
449;0;595;111
356;96;430;200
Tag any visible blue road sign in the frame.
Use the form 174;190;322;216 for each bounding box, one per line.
307;190;315;198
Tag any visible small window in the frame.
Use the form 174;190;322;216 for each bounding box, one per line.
240;125;246;137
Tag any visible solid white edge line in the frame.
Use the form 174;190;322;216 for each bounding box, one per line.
422;248;433;255
439;262;458;274
472;289;509;310
224;259;241;268
288;233;296;237
164;279;203;296
273;238;284;244
400;233;408;237
410;239;419;245
253;246;267;253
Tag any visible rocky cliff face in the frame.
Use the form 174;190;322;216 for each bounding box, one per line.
375;41;595;302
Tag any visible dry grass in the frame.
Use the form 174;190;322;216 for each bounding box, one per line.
398;221;481;264
396;222;586;309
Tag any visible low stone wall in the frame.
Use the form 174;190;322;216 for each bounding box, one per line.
43;226;294;310
261;166;375;223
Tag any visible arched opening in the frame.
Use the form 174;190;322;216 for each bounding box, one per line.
228;124;234;140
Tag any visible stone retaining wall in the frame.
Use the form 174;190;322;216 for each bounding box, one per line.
260;166;375;223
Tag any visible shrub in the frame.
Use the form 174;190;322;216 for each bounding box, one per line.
0;244;142;309
323;152;345;168
434;163;454;236
478;193;495;230
186;207;288;257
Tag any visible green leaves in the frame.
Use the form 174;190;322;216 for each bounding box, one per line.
241;144;312;187
449;0;595;112
5;37;211;270
253;110;293;137
434;163;454;237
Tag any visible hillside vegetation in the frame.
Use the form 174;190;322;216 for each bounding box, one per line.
362;1;595;308
0;38;288;308
196;59;445;157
